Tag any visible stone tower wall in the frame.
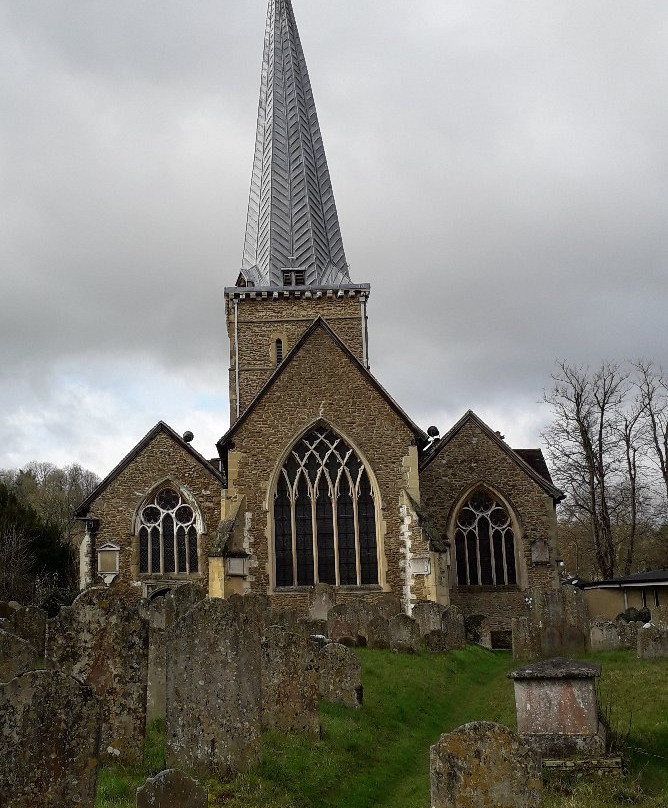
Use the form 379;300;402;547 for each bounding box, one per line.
226;290;368;422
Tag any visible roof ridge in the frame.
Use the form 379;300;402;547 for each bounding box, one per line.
217;318;427;449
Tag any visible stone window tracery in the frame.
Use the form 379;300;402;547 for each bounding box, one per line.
454;490;517;587
273;427;378;588
138;487;199;575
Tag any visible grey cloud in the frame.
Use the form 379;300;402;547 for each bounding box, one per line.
1;0;667;470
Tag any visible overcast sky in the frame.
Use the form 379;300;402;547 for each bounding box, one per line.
1;0;666;477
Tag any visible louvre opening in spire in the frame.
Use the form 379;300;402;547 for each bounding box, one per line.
240;0;350;288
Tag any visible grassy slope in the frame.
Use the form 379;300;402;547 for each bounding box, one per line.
96;648;667;808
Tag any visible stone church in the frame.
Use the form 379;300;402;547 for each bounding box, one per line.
76;0;564;639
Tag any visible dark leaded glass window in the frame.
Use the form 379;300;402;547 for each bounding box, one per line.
273;427;379;587
274;475;293;587
454;491;516;587
138;487;200;576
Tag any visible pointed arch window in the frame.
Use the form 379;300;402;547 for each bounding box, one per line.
273;427;379;587
138;487;199;575
454;490;517;587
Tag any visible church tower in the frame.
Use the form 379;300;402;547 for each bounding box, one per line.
226;0;370;423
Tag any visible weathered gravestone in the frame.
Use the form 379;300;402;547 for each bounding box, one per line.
465;613;492;649
144;583;206;723
441;606;466;649
327;601;368;646
412;601;445;636
389;613;421;654
46;587;148;764
367;614;391;649
0;628;40;683
430;721;542;808
637;624;668;659
0;602;47;657
308;584;337;621
166;598;262;777
261;624;320;734
318;642;363;708
136;769;207;808
372;593;403;620
512;586;589;660
508;658;606;759
0;670;101;808
590;619;622;652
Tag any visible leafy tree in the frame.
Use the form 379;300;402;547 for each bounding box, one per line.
0;482;74;609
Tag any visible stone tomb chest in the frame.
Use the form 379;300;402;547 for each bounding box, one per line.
508;657;606;759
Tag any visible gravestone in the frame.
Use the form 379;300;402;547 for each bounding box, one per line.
366;614;391;649
590;620;620;652
318;642;363;708
0;670;101;808
0;602;48;657
145;596;169;724
261;624;320;734
441;606;466;649
430;721;542;808
328;601;367;646
372;593;403;620
166;598;262;777
144;583;207;723
465;614;492;648
298;617;328;638
509;658;606;759
637;625;668;659
136;769;207;808
308;584;337;621
412;601;445;636
46;587;148;764
389;614;421;654
0;628;40;683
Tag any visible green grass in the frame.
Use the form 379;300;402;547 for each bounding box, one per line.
96;718;166;807
96;648;667;808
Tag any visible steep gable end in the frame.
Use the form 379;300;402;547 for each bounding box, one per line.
217;317;427;451
420;410;564;502
76;422;225;517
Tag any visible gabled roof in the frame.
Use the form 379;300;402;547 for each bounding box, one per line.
217;317;428;451
513;449;555;485
76;421;225;518
419;410;565;502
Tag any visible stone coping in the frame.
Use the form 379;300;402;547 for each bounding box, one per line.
508;658;601;681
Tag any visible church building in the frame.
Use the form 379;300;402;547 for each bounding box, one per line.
76;0;564;639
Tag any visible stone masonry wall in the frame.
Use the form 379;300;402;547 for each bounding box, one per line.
225;325;427;611
227;294;366;419
83;431;221;592
420;419;559;632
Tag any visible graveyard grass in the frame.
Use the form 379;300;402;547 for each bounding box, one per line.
96;646;667;808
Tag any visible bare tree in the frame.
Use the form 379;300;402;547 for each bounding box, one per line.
543;362;631;579
635;361;668;505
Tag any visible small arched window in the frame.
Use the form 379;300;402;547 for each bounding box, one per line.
138;487;199;575
274;427;378;588
454;490;516;587
275;338;284;365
